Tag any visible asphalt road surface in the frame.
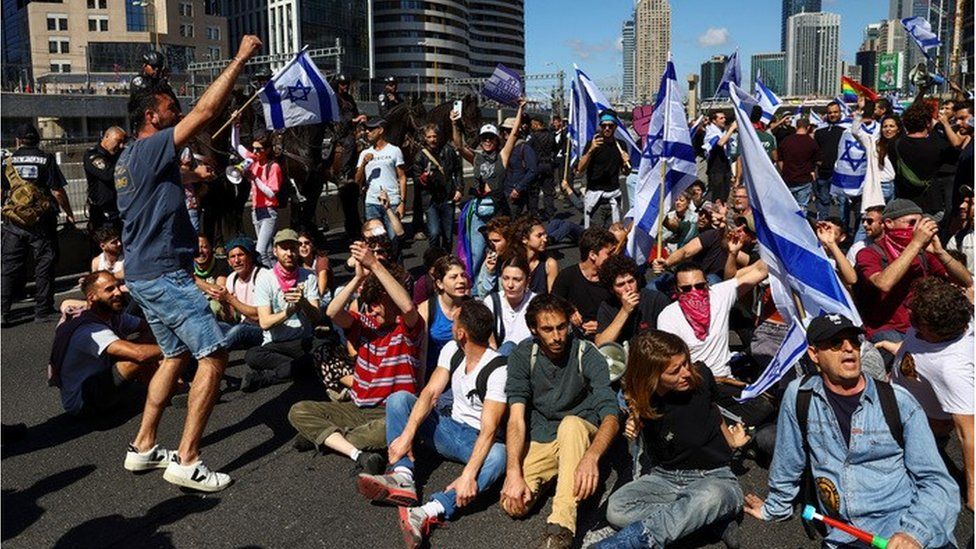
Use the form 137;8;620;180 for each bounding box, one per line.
2;226;973;549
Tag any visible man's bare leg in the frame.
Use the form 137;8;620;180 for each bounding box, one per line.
131;353;190;453
177;350;228;464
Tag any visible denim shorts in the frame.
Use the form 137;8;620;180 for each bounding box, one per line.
127;270;225;359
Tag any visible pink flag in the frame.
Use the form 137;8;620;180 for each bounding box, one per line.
632;105;654;138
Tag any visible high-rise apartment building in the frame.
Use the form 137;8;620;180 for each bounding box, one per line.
633;0;670;103
700;54;727;100
786;11;840;96
621;18;636;102
781;0;821;51
751;52;787;95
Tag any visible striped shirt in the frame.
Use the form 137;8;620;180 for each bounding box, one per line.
348;311;423;407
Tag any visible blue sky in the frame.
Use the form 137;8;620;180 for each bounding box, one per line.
524;0;886;96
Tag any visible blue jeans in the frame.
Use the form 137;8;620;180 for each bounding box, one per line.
364;201;401;242
814;177;833;220
425;201;455;250
127;270;225;359
219;321;264;351
385;391;507;520
837;195;861;236
252;206;278;267
468;198;495;277
602;466;742;548
788;183;813;217
547;218;584;244
881;181;894;203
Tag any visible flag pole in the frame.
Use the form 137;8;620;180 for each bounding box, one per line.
560;128;572;191
212;45;311;139
654;54;672;259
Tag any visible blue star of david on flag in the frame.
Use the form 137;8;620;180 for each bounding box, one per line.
839;139;867;172
258;50;340;130
284;79;312;102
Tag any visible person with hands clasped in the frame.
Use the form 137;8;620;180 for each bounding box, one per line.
356;300;508;549
594;330;749;549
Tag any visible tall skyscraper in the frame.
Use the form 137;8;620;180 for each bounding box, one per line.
781;0;821;51
700;54;727;100
468;1;525;78
267;0;369;78
889;0;955;88
634;0;670;103
621;17;636;102
751;52;787;94
856;22;883;89
786;11;840;96
223;0;270;55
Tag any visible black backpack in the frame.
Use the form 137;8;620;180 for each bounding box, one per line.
448;346;508;404
794;374;904;538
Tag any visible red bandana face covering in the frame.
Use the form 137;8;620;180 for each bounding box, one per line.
880;228;919;268
676;288;711;341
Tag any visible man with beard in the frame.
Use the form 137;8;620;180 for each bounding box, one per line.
205;237;265;351
49;271;162;417
84;127;127;231
115;35;262;492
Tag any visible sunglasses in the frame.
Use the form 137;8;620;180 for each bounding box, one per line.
818;334;862;351
600;123;616;129
298;240;312;246
677;282;708;293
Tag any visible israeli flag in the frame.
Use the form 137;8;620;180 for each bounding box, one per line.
739;320;808;401
754;71;782;125
572;66;642;168
830;120;878;197
625;58;698;266
728;83;861;399
809;110;824;129
259;50;340;130
714;49;741;98
902;16;941;58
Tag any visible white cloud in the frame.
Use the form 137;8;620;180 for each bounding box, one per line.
564;39;613;60
698;27;730;48
615;36;624;52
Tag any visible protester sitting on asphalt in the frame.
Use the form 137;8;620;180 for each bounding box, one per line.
745;313;961;549
889;277;974;510
510;215;559;295
90;226;125;281
289;241;421;475
417;255;470;381
500;294;620;549
297;231;332;304
595;330;750;548
242;229;321;392
594;254;671;346
483;251;536;356
50;271;162;417
117;35;261;493
551;227;617;339
846;205;885;264
205;236;264;351
473;215;512;298
651;208;732;288
193;234;230;317
357;300;508;549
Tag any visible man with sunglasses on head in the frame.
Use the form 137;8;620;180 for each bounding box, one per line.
577;110;629;229
744;313;959;549
853;199;972;368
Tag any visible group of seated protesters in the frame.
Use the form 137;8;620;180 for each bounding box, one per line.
45;96;975;549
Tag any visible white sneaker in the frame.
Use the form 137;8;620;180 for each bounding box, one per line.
124;444;177;472
163;458;232;492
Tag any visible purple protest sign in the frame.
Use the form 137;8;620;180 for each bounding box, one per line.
632;105;654;138
481;64;523;107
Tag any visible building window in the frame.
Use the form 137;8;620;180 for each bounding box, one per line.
47;14;69;31
87;0;108;8
179;2;193;17
208;46;221;60
88;16;109;32
50;61;71;73
206;26;220;40
49;39;69;54
179;24;194;37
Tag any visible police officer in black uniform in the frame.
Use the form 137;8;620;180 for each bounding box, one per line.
1;124;75;324
333;74;368;237
378;76;403;118
129;50;169;97
83;126;127;231
528;115;557;219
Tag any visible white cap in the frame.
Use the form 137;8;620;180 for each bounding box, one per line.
479;124;499;138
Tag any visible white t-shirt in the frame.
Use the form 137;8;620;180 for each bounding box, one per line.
252;267;320;344
436;340;507;431
892;324;975;421
656;279;738;378
483;291;535;346
60;313;142;414
846;238;870;266
359;143;405;206
225;266;263;325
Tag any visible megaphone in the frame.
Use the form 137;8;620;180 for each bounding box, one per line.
225;157;254;185
598;341;628;383
909;62;946;91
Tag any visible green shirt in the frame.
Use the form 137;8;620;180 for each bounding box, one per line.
505;336;619;443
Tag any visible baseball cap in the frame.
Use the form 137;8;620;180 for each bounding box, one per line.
225;236;257;258
16;124;39;143
365;118;387;129
384;76;397;84
273;228;300;246
806;313;865;346
479;124;499;138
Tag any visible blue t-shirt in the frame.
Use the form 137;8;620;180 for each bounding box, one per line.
114;128;196;281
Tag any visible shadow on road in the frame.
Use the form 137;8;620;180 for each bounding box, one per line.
1;402;141;461
2;464;97;541
52;494;220;548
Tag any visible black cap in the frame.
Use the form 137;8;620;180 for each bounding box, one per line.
16;123;39;142
334;74;349;84
142;50;165;70
806;313;864;346
384;76;397;84
364;118;387;129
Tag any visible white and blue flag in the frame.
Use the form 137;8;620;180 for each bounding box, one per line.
714;49;741;98
809;110;824;129
625;58;698;266
902;16;941;59
830;120;878;197
754;71;782;125
571;66;642;168
738;320;808;401
727;83;861;400
259;50;339;130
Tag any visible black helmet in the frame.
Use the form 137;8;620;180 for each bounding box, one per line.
334;73;349;85
129;75;149;92
251;66;272;83
384;76;397;84
142;50;165;70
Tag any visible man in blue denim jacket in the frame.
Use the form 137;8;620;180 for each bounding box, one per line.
744;313;960;549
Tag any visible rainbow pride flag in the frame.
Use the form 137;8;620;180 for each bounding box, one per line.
841;76;878;102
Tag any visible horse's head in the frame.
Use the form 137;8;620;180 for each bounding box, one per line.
460;94;481;144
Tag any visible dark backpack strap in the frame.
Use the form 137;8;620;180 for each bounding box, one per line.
448;346;464;375
427;297;436;328
874;380;905;449
470;356;508;402
491;292;505;343
794;374;823;539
